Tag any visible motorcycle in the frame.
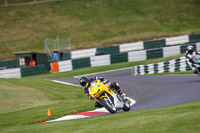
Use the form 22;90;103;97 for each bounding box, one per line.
89;79;131;113
192;54;200;76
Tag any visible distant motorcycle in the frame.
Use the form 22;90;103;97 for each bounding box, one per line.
89;79;131;113
192;54;200;76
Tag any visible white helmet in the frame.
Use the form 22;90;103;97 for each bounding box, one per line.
187;45;194;54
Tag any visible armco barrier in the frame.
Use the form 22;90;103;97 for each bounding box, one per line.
90;55;111;67
0;68;21;78
58;60;72;72
165;35;189;46
71;48;96;59
128;50;146;62
72;57;90;69
111;53;128;64
119;41;144;53
66;33;200;60
97;46;119;55
189;34;200;42
144;39;165;49
43;33;200;62
163;45;180;57
132;57;191;75
146;48;163;59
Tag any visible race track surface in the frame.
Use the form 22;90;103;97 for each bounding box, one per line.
47;68;200;111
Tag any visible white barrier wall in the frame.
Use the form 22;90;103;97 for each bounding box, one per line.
58;60;73;72
166;35;189;46
147;64;154;74
132;56;189;75
128;50;146;62
119;41;144;53
90;55;110;67
196;43;200;51
71;48;96;59
163;45;180;57
158;62;164;73
179;57;187;71
0;68;21;78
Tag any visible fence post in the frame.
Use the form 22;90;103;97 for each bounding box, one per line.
5;0;8;6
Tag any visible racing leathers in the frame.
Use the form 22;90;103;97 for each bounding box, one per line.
84;76;124;108
185;50;199;73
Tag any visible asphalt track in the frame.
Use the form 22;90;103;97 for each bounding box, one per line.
47;68;200;111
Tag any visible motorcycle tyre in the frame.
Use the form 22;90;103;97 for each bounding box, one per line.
100;97;117;114
122;100;131;112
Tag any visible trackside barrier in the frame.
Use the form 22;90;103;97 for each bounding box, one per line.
68;33;200;60
119;41;144;53
97;46;119;55
58;60;72;72
72;57;90;69
163;45;180;57
71;48;96;59
50;43;200;73
128;50;146;62
0;59;19;69
132;57;191;75
0;68;21;78
0;34;198;78
51;61;72;73
165;35;189;46
21;65;49;77
90;55;111;67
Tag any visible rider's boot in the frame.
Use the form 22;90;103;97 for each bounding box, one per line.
192;67;197;74
111;82;127;99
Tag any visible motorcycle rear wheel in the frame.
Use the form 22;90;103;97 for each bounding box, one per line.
100;97;117;114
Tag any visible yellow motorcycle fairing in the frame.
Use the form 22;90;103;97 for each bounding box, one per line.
89;80;116;104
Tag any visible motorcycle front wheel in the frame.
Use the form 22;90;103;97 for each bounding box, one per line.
100;97;117;114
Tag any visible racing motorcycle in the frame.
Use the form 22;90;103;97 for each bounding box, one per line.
89;79;131;113
192;54;200;76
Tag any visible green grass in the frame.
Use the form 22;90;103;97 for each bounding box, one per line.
1;0;200;60
1;101;200;133
0;78;94;130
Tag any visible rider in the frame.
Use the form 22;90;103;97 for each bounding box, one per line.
185;45;199;73
79;76;126;108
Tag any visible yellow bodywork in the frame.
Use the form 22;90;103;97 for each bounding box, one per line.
89;80;116;104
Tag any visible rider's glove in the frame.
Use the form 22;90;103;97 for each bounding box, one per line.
89;95;94;100
87;94;94;100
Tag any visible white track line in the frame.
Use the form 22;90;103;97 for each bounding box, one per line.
49;79;81;87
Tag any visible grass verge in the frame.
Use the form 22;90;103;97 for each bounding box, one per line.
1;101;200;133
0;78;93;130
